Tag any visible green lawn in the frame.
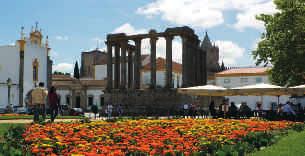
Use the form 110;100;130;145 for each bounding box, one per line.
0;115;84;120
0;124;25;142
250;130;305;156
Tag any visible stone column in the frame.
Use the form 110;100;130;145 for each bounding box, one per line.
165;35;173;88
127;49;133;89
197;49;203;85
181;36;188;87
134;39;141;89
114;43;120;89
150;36;158;89
187;38;194;86
201;49;207;85
106;41;113;90
191;40;197;86
195;39;201;85
120;40;127;89
18;39;25;107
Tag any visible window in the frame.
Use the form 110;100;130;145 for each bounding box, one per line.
224;79;230;84
256;77;263;83
57;95;61;105
240;78;248;83
88;96;94;107
65;95;70;106
32;59;39;82
100;96;104;107
76;96;81;108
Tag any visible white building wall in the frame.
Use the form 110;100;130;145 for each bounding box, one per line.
0;41;48;108
86;89;104;109
56;90;71;106
216;75;289;110
0;45;20;108
23;41;48;105
94;65;107;80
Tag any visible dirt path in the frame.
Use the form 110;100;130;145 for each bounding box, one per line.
0;119;81;124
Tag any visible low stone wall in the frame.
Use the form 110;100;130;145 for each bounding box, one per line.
103;89;224;116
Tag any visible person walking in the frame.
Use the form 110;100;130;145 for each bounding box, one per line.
48;86;59;122
31;82;48;123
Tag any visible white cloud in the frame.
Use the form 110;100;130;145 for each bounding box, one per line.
215;40;245;65
112;23;147;35
137;0;277;30
55;35;69;41
53;63;74;73
233;1;277;31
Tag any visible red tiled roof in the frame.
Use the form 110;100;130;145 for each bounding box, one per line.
142;57;182;73
215;67;270;77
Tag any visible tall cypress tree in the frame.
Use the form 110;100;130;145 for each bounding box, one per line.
74;61;80;79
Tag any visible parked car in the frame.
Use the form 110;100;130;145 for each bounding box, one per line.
0;108;6;114
15;107;27;114
69;108;84;116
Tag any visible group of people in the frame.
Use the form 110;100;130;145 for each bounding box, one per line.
208;99;253;119
276;102;304;121
207;99;305;121
28;82;59;123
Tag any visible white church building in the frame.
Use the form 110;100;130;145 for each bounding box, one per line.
0;25;52;110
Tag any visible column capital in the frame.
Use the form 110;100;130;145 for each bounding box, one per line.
164;34;174;40
105;40;113;45
150;36;158;43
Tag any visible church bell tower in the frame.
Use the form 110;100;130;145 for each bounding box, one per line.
29;22;43;46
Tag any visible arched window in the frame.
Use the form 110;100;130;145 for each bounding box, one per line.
32;59;39;82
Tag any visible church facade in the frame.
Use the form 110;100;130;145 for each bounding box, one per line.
0;26;52;109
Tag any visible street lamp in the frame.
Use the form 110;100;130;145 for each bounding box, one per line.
7;78;13;112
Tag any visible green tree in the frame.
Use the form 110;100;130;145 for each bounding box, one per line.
253;0;305;86
73;61;80;79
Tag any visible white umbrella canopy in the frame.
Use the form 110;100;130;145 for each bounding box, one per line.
288;84;305;95
178;85;230;96
291;84;305;88
230;83;288;96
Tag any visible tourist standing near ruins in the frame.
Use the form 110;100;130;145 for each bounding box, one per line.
30;82;48;122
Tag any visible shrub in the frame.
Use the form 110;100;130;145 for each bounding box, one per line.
0;125;29;156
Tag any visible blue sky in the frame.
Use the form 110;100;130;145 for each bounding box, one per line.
0;0;277;73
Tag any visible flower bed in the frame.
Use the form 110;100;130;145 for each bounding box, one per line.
22;119;302;155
